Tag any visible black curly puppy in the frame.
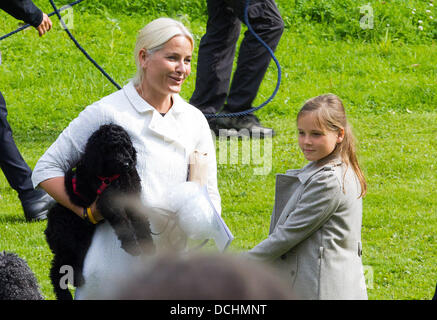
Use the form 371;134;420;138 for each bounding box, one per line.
45;123;155;300
0;251;43;300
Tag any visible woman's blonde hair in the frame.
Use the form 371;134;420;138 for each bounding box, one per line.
132;17;194;86
297;94;367;198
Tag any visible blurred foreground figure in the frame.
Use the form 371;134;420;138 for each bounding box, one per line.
114;253;294;300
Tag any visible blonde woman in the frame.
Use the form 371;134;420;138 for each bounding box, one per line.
246;94;368;300
32;18;221;299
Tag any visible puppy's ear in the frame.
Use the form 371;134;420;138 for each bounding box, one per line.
82;144;104;174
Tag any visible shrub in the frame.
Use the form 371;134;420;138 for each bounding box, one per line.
75;0;207;20
277;0;436;43
36;0;436;43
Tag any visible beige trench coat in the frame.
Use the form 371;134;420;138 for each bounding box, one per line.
247;158;367;300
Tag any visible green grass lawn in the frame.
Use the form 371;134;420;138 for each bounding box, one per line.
0;2;436;300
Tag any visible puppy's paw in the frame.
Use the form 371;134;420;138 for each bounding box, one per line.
120;240;142;256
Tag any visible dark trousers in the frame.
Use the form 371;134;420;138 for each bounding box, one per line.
190;0;284;114
432;284;437;300
0;91;34;200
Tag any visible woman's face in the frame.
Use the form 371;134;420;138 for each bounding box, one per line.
140;35;192;97
297;112;344;162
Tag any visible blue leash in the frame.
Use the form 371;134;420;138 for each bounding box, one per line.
0;0;121;90
48;0;121;90
1;0;281;118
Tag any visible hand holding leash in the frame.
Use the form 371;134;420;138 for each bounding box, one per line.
36;13;52;36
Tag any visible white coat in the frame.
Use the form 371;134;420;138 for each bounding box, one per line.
32;81;221;299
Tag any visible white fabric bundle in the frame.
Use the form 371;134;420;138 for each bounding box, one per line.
167;181;216;241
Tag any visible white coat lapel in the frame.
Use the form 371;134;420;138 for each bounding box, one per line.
125;82;187;149
148;111;179;142
148;100;190;152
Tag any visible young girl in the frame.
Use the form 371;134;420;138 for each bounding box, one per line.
246;94;368;300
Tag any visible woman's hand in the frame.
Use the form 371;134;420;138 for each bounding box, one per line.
39;177;103;223
89;201;103;223
39;177;83;217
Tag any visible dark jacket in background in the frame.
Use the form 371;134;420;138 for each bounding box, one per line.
433;282;437;300
0;0;44;199
0;0;43;28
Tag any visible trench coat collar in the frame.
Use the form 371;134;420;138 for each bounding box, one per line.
285;156;343;185
123;81;184;115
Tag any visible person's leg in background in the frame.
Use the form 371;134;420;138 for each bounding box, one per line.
189;0;241;116
0;92;53;221
224;0;284;137
433;282;437;300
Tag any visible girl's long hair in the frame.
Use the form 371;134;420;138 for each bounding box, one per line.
297;94;367;198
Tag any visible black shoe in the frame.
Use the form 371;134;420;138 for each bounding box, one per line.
232;114;276;138
208;112;275;138
20;190;55;222
207;115;239;137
